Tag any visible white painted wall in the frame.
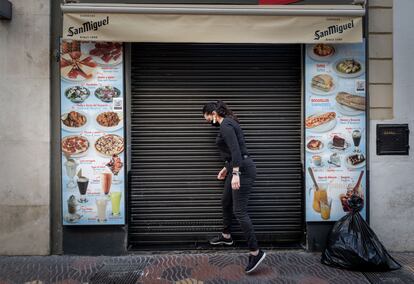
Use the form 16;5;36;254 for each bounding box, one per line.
0;0;50;255
369;0;414;251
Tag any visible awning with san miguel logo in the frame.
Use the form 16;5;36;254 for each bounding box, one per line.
61;1;365;43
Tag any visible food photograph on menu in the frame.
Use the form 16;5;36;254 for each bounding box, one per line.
60;40;125;225
305;41;367;222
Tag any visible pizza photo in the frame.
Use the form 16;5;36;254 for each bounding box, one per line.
61;135;89;157
95;134;124;156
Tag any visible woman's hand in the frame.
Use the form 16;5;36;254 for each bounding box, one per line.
217;167;227;180
231;175;240;190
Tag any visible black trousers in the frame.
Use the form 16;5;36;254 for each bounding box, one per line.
222;158;259;251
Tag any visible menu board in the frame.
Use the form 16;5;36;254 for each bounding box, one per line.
60;40;125;225
305;41;367;222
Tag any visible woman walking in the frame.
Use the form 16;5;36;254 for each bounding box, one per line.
202;100;266;274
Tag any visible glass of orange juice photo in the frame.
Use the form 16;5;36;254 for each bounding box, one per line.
320;197;332;220
312;184;328;213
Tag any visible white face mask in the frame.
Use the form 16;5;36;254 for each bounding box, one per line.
211;115;220;127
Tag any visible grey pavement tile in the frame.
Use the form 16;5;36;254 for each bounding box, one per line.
0;252;412;284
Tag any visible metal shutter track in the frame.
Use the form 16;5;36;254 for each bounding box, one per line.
129;44;303;249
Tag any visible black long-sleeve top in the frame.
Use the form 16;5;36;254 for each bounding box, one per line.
216;117;249;167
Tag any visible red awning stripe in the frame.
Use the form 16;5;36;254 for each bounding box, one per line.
259;0;302;5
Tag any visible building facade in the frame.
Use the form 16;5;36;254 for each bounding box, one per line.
0;0;413;256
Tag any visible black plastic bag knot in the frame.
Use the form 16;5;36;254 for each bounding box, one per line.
348;195;364;212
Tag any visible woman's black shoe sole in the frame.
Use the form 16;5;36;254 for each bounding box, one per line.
209;240;234;245
245;252;266;274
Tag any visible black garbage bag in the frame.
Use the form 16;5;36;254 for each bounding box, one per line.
321;195;401;271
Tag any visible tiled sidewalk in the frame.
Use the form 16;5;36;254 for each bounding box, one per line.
0;251;413;284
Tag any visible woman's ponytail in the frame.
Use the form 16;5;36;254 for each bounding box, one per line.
202;100;239;123
215;100;239;123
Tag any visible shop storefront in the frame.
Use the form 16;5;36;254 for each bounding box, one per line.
54;0;367;254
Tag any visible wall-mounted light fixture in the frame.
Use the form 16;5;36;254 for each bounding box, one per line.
0;0;12;20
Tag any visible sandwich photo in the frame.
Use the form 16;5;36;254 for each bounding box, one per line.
305;112;336;129
311;74;334;93
336;92;366;111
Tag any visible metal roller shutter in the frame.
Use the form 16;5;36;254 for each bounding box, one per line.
129;43;303;249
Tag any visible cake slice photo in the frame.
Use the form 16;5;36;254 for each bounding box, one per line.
328;135;350;152
345;153;366;169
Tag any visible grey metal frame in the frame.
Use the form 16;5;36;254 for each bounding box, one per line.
125;43;132;242
61;3;365;16
72;0;357;4
365;0;370;224
51;0;63;254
